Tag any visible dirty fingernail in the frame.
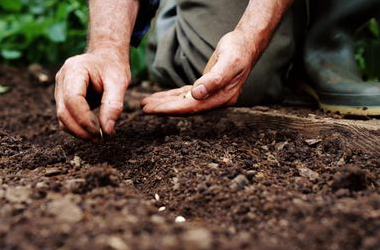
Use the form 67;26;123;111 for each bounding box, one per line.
84;113;101;135
192;84;208;99
105;120;116;134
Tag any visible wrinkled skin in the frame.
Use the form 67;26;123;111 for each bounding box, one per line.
55;48;130;141
55;0;291;140
141;30;255;115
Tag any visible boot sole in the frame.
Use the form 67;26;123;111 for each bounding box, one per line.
300;83;380;116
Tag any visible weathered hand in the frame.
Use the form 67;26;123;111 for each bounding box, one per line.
55;48;130;140
141;30;256;115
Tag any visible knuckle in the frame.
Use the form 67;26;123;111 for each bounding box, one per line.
64;55;86;68
106;101;124;113
231;56;241;68
228;97;238;106
56;109;65;121
63;57;75;66
55;71;61;83
58;122;65;129
76;117;88;127
212;76;223;88
63;95;73;107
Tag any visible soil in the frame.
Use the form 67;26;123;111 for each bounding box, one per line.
1;65;380;250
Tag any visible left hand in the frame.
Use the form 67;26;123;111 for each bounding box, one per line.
141;30;256;115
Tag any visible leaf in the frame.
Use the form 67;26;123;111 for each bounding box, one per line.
0;0;22;12
57;2;72;20
46;22;67;42
0;85;10;94
368;19;380;38
1;49;22;60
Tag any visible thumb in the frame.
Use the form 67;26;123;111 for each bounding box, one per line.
99;79;127;134
191;51;239;100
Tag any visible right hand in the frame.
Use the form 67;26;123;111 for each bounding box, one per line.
55;47;131;140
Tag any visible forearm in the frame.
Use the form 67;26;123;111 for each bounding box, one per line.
235;0;293;59
87;0;140;56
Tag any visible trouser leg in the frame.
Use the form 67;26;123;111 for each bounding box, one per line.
148;0;306;105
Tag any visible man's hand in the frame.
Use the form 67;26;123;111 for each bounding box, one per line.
55;48;130;140
141;0;293;115
54;0;139;140
141;30;255;114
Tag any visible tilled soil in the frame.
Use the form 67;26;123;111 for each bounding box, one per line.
1;65;380;250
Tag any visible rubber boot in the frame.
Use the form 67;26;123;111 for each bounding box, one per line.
303;0;380;115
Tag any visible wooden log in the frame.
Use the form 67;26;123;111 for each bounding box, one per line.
224;108;380;154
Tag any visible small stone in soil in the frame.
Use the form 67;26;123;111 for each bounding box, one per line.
124;179;134;187
175;216;186;223
70;156;82;168
207;163;219;169
45;167;62;177
275;141;288;151
107;236;129;250
298;167;319;181
47;195;83;223
150;215;166;225
246;170;256;181
182;228;212;250
65;178;85;190
197;183;208;193
231;174;249;191
5;186;31;203
255;172;266;179
36;182;48;189
305;139;322;146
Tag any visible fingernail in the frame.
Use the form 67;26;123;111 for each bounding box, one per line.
105;120;116;134
192;84;208;99
84;113;101;135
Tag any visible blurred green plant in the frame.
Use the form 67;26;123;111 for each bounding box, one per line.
0;0;88;65
0;0;147;79
0;84;10;94
355;18;380;81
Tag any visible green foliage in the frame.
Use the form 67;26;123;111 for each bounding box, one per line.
0;0;88;66
355;18;380;81
0;0;147;79
0;85;10;94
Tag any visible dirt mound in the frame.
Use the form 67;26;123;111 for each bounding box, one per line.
1;65;380;250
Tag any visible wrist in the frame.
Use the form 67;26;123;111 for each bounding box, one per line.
232;28;258;62
88;46;131;73
88;41;129;55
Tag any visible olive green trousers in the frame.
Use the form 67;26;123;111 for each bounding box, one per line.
147;0;307;106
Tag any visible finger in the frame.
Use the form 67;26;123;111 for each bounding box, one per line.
99;78;127;135
141;86;192;106
143;97;199;114
143;97;221;115
192;52;241;100
143;83;242;115
203;51;218;74
57;107;93;140
142;96;182;112
142;93;227;115
63;70;101;136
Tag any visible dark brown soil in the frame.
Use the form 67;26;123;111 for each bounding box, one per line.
1;65;380;250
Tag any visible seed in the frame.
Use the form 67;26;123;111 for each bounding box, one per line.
175;216;186;223
158;206;166;212
183;91;192;99
99;128;104;139
154;193;160;201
